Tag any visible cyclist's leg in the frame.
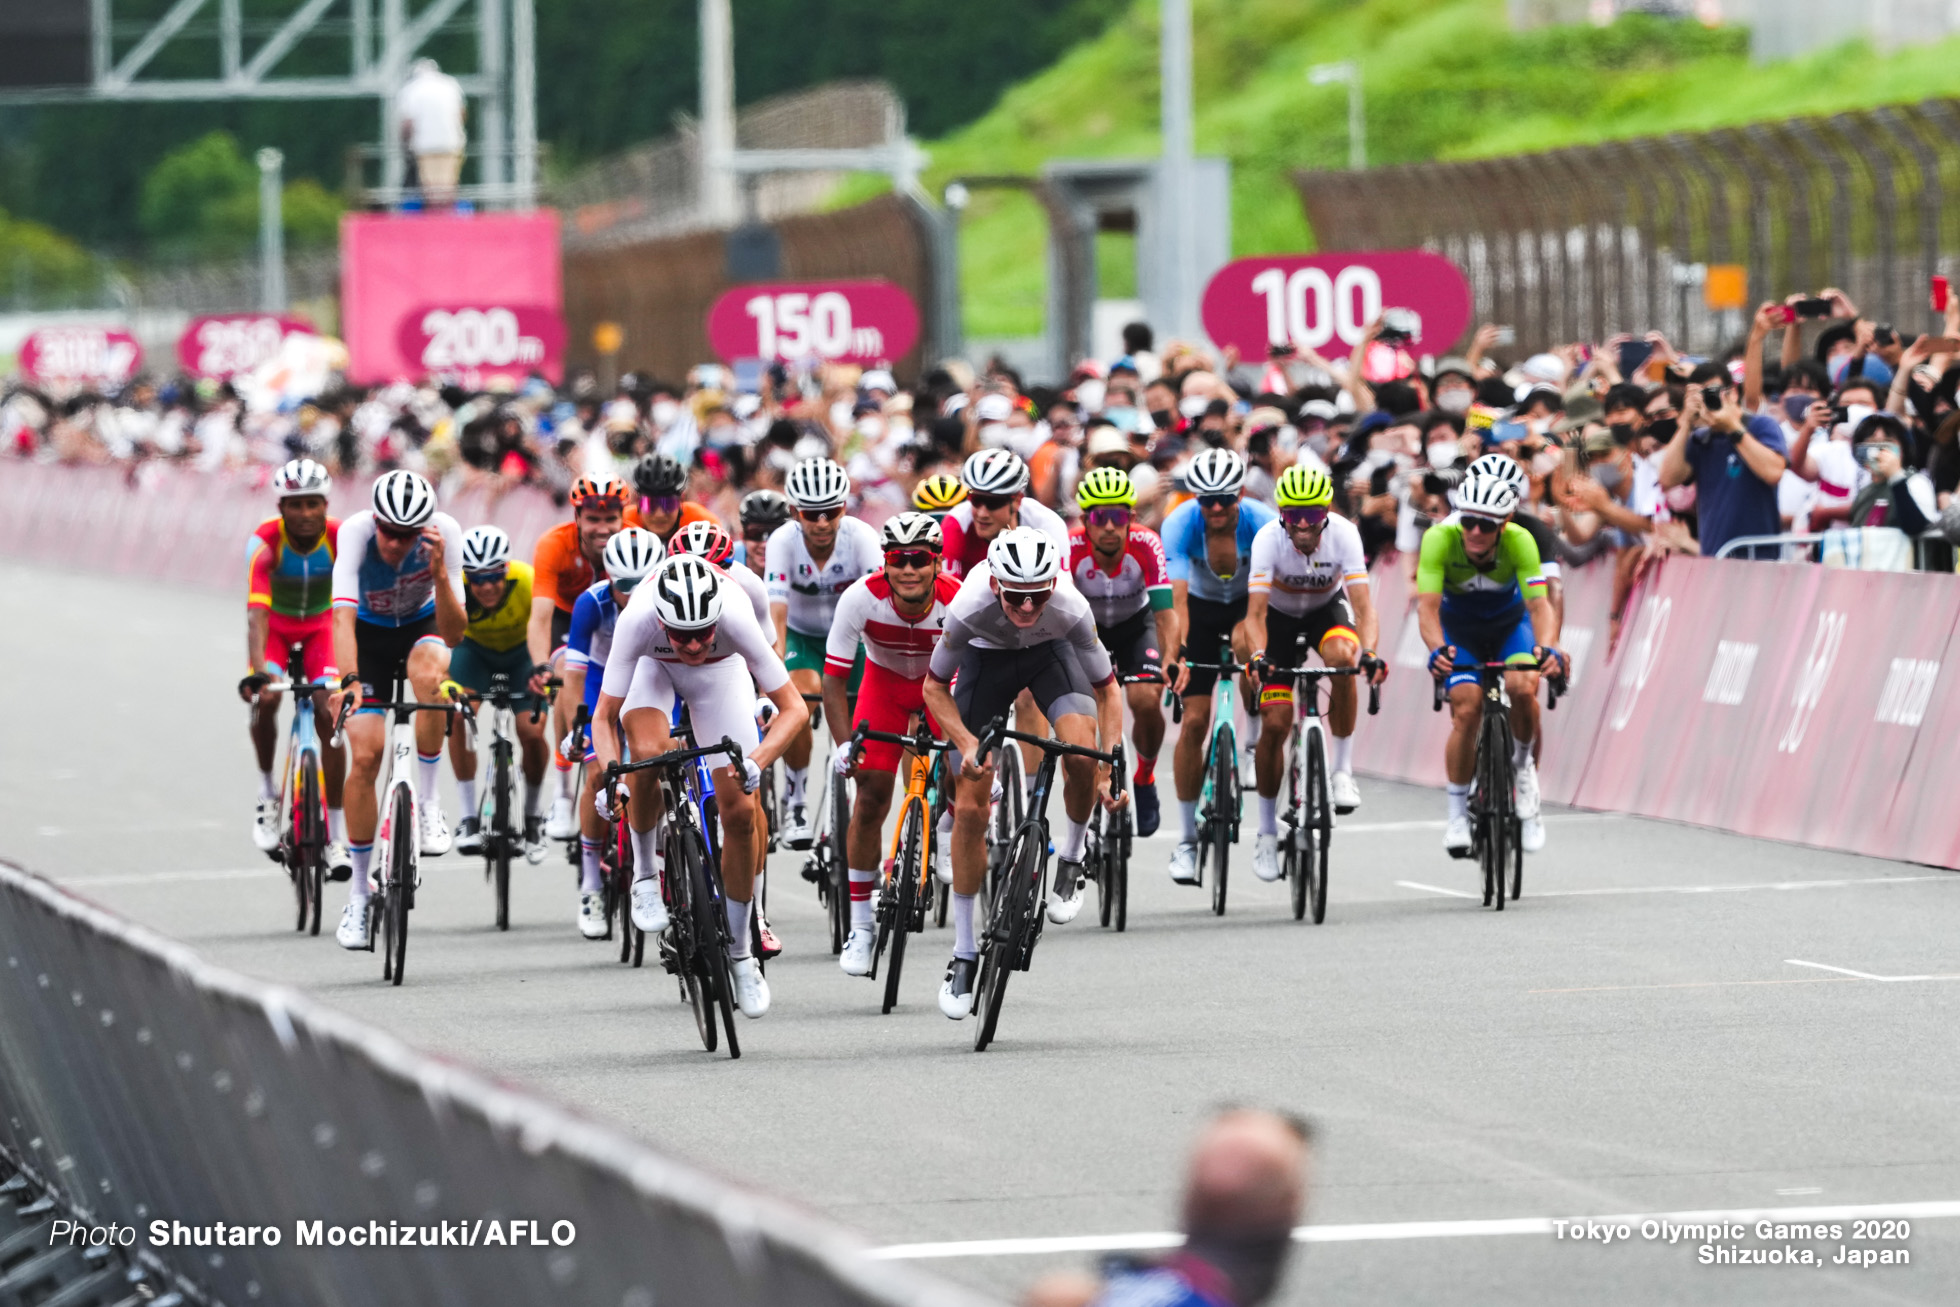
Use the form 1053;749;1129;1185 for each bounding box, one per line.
1314;598;1362;776
781;628;828;815
1028;643;1099;857
671;658;767;954
619;658;679;885
405;635;453;820
945;646;1018;956
1254;613;1309;823
547;607;577;813
292;619;347;829
345;619;412;896
1173;598;1229;847
1499;611;1542;762
847;663;911;940
445;638;486;822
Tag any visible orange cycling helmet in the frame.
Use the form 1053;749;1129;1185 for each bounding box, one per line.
569;474;629;513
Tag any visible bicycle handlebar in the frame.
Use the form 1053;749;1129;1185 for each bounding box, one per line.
602;736;745;808
1429;659;1568;712
850;722;954;755
1262;662;1383;716
973;717;1117;768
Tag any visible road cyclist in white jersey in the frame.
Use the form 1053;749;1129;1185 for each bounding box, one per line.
765;457;882;846
822;511;963;978
324;470;466;950
920;527;1125;1020
591;555;807;1020
561;526;663;939
1244;465;1387;883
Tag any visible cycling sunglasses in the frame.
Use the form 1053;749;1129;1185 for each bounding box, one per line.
798;506;843;522
1000;587;1053;612
1198;494;1239;511
464;568;508;586
664;624;717;650
1281;507;1329;528
1086;507;1132;528
1460;514;1505;535
642;494;681;514
968;492;1015;511
885;549;937;570
742;527;771;543
376;523;421;543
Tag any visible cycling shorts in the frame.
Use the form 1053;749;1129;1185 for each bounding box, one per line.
946;640;1097;778
851;660;939;774
1439;608;1538;691
449;637;538;711
619;655;760;756
1097;609;1163;680
264;610;337;684
1258;598;1358;705
787;627;865;693
1180;594;1248;699
354;615;444;713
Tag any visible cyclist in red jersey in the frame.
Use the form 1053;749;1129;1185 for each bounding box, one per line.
238;458;349;875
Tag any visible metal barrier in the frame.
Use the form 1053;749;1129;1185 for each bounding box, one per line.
1713;527;1954;570
0;859;995;1307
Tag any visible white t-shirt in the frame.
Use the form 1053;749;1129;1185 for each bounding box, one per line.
1248;514;1368;618
763;516;883;637
396;69;466;153
600;566;790;699
928;563;1112;684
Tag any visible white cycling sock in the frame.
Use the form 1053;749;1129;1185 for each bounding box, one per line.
1258;794;1278;837
327;807;346;843
1331;733;1354;775
1057;812;1088;862
416;752;441;804
1244;713;1261;748
630;826;661;884
1447;782;1471;821
349;845;373;903
952;892;977;959
753;870;766;911
524;778;543;818
1180;798;1201;842
785;766;808;806
849;868;876;929
457;779;477;817
579;838;603;894
258;771;275;801
725;897;753;960
1513;736;1533;769
555;756;574;799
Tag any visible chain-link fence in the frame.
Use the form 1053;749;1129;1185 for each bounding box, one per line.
1294;97;1960;355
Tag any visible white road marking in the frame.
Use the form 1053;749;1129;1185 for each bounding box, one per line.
1400;876;1953;901
869;1198;1960;1259
1396;880;1480;899
1341;814;1620;835
1786;958;1960;984
59;868;282;887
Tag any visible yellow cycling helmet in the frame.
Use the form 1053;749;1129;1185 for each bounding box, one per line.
913;472;968;514
1075;465;1137;510
1276;464;1335;509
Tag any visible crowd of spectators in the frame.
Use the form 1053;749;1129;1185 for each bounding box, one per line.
11;291;1960;617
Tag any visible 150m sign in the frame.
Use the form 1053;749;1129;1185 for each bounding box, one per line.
707;280;918;366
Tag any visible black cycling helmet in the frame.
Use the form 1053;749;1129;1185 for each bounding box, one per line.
633;451;687;497
739;488;792;530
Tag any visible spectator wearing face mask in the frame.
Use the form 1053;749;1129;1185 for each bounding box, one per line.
1659;366;1788;558
1844;413;1934;537
1431;358;1478;415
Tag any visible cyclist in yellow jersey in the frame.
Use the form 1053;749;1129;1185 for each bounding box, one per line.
445;526;550;861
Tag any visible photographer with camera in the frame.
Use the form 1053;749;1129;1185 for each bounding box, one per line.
1658;363;1788;558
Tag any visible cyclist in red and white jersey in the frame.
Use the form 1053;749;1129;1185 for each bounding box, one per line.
936;448;1070;578
822;512;962;978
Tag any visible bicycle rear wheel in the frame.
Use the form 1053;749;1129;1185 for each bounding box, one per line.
761;761;780;853
974;824;1040;1052
1284;739;1305;921
295;750;324;935
1304;726;1330;925
491;744;512;931
386;788;413;985
882;803;924;1014
1209;726;1236;917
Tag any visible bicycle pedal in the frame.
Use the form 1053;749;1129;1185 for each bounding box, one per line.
786;835;814;851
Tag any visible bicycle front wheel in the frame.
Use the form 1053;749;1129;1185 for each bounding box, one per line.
1209;726;1236;917
1304;726;1330;925
670;827;717;1051
827;773;851;955
295;749;324;935
386;788;413;985
974;826;1037;1052
883;802;925;1014
1476;711;1513;911
491;745;512;930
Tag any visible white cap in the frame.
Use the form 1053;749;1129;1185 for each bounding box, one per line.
974;393;1014;423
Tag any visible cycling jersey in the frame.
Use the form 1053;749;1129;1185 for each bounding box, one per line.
530;509;653;616
938;497;1070;578
1415;519;1545;623
602;569;791;754
565;579;626;675
764;515;882;636
1161;496;1279;602
462;560;534;653
825;571;962;681
727;562;774;637
929;564;1112;682
330;510;464;627
1247;513;1368;617
246;517;340;617
1090;1256;1234;1307
601;566;790;694
1067;523;1172;627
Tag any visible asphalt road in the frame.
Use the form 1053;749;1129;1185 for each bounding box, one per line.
4;557;1958;1306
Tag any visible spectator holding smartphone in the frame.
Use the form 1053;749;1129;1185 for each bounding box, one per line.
1659;366;1787;558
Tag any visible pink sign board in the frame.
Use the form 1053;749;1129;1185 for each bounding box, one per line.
706;279;918;366
19;326;143;387
341;211;563;384
176;314;315;378
1201;250;1473;357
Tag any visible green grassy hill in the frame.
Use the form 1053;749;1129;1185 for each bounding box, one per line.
888;0;1960;339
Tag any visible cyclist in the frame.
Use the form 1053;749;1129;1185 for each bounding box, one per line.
1416;473;1566;857
765;458;881;845
241;459;349;877
1162;448;1278;885
442;526;548;862
1066;466;1185;837
529;474;632;842
912;472;968;524
1467;452;1565;626
824;511;962;978
1244;466;1385;883
563;526;664;939
591;556;809;1020
631;451;718;545
936;449;1068;577
921;528;1125;1021
736;488;791;578
325;470;466;950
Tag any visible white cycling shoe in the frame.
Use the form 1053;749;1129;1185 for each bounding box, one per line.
934;843;953;885
577;891;608;939
731;957;770;1018
1521;817;1547;854
452;816;483;855
1331;771;1361;814
781;804;813;850
939;957;977;1020
1514;757;1542;821
1444;814;1473;857
1253;833;1282;882
630;878;669;935
418;802;452;856
1046;858;1087;924
840;927;876;977
335;902;370;950
1169;840;1201;885
544;795;577;841
252;797;281;852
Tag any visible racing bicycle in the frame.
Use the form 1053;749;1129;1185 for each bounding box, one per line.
360;677;460;984
849;720;952;1014
1184;646;1249;916
445;672;544;931
1088;671;1168;933
1260;652;1380;923
246;645;336;936
1431;657;1563;910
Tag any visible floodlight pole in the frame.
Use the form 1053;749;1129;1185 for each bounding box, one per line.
258;147;286;312
1309;61;1364;170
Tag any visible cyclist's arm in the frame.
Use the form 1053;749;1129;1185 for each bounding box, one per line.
753;676;810;772
245;607;270;680
1244;591;1270;663
560;661;586;709
769;602;789;661
1503;526;1558;646
821;674;853;753
921;674;974;764
428;519;466;647
526;596;557;669
329;606;361;711
592;692;626;772
245;536;273;675
1094;675;1123;762
1416;591;1446;657
1346;578;1381;657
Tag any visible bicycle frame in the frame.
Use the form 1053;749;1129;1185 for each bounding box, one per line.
1184;645;1247;913
849;721;951;1012
1430;657;1563;910
262;645;334;936
1265;652;1378;924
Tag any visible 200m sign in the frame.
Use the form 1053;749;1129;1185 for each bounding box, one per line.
396;305;565;377
706;280;918;366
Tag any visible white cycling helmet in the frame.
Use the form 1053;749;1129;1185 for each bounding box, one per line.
602;526;664;589
273;457;331;500
987;526;1061;587
371;469;437;529
1184;447;1246;497
1468;453;1529;495
460;525;511;573
650;554;724;630
1455;472;1520;518
785;457;850;511
962;448;1029;496
881;510;943;553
